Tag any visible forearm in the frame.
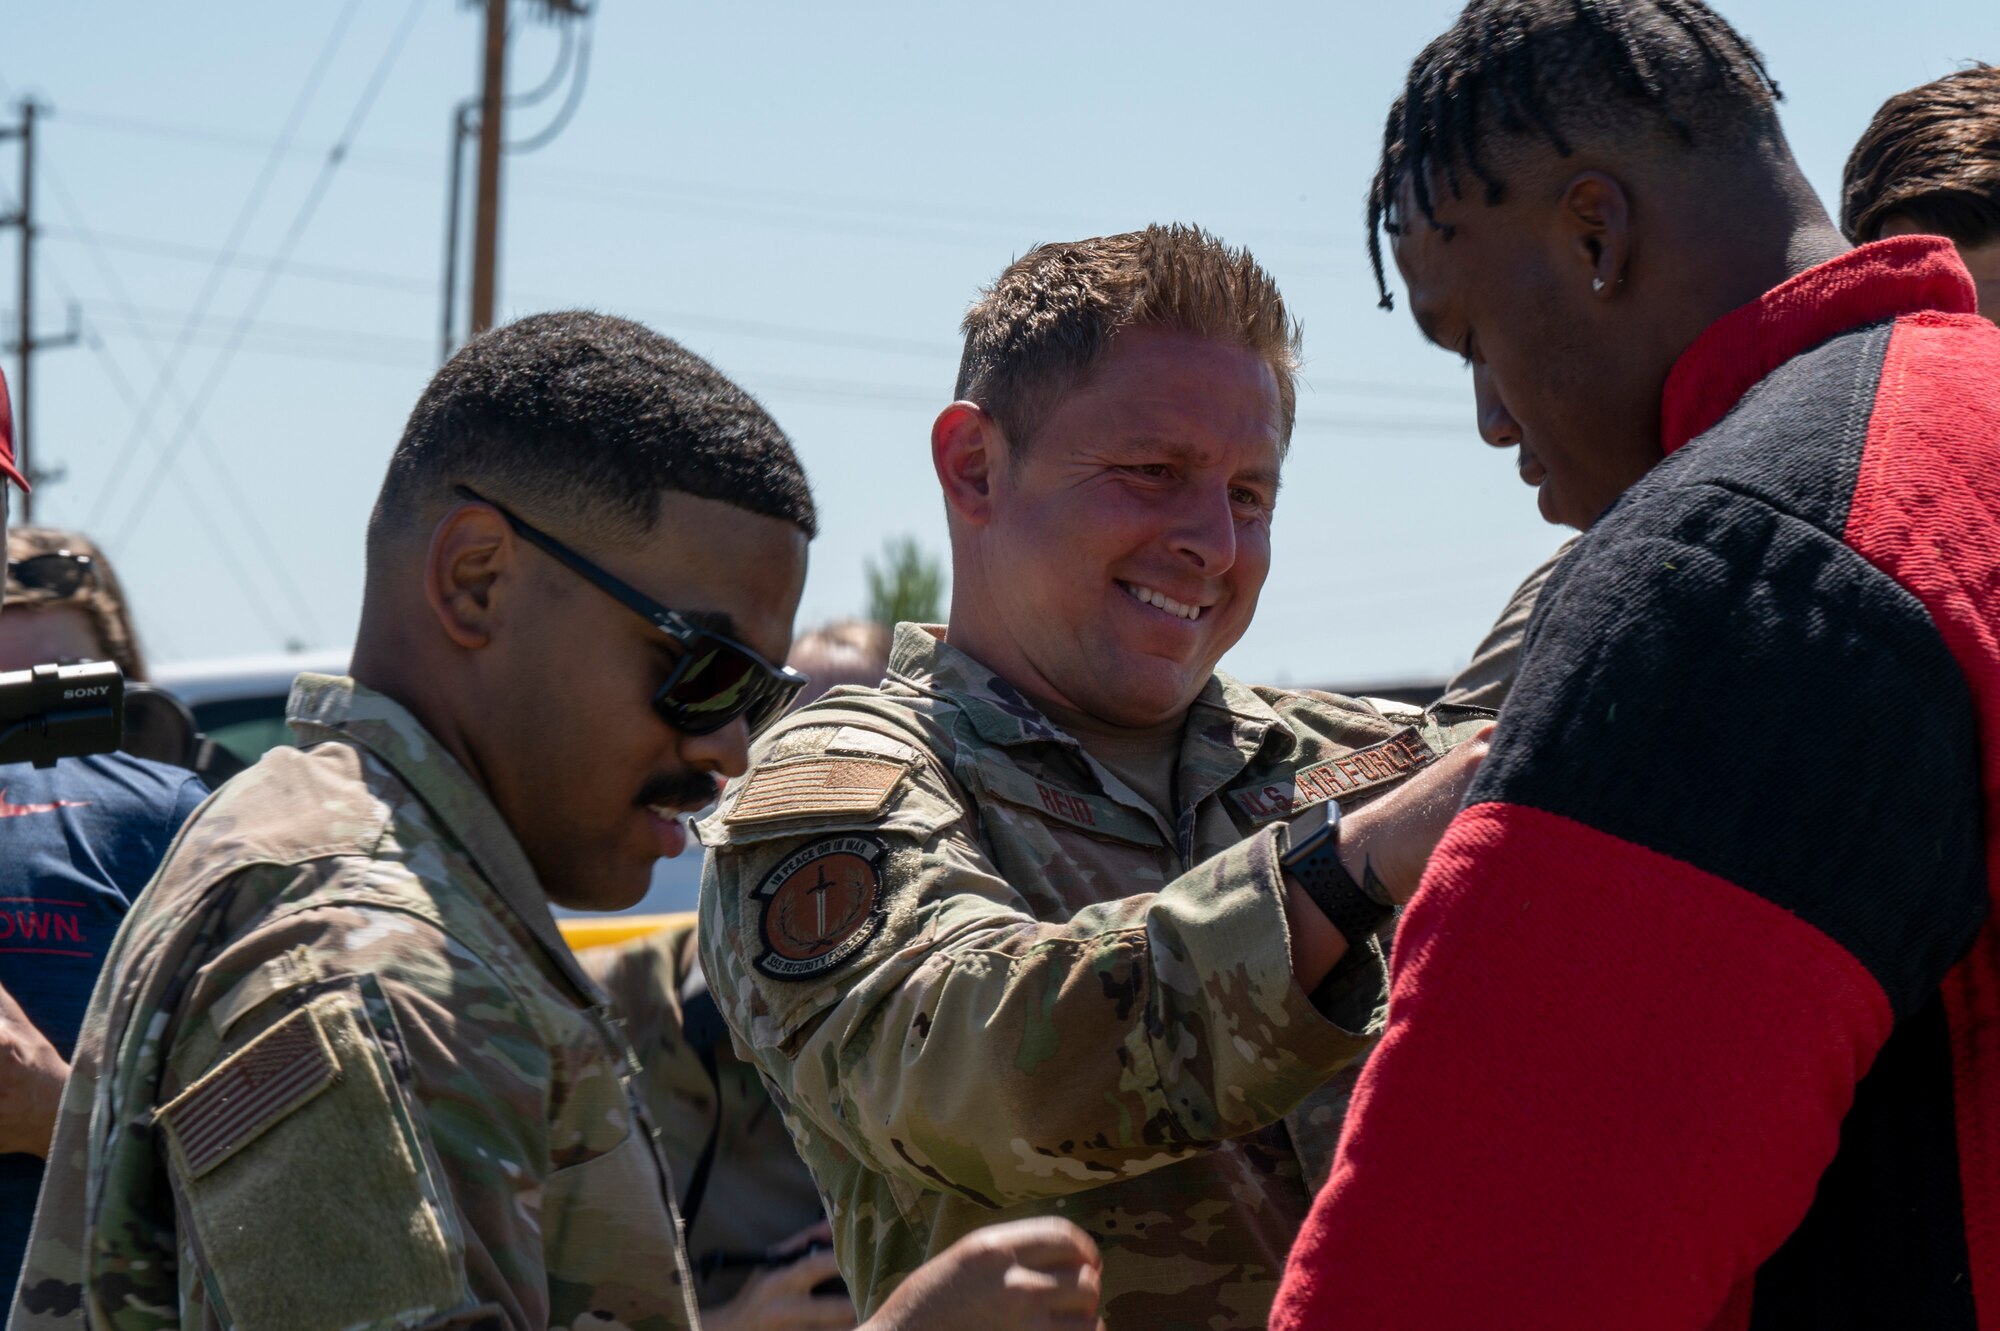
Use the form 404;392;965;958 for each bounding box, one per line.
790;827;1368;1203
0;993;70;1158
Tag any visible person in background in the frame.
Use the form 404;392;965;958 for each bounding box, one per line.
567;621;896;1331
787;619;891;709
582;922;849;1331
0;463;207;1303
1275;1;2000;1325
1844;63;2000;320
0;528;149;683
1435;534;1576;709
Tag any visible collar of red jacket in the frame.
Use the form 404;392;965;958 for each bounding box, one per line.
1660;235;1976;455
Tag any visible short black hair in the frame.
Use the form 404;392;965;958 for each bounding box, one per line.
1843;64;2000;247
1368;0;1783;309
371;312;816;563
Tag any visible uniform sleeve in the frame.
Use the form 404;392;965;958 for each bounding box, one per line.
1274;487;1989;1329
158;886;548;1331
1437;536;1577;709
697;730;1370;1211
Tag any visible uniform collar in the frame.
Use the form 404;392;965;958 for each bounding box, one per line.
1661;235;1976;455
884;621;1293;796
286;672;604;1004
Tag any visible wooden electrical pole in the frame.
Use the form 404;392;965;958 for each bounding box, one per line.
469;0;507;337
0;99;78;521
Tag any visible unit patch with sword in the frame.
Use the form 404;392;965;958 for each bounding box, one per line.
752;834;888;980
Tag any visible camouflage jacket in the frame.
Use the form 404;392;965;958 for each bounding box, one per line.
697;624;1490;1329
9;675;697;1331
580;923;826;1308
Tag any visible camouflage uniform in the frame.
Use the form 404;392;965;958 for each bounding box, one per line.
697;624;1490;1329
10;675;697;1331
580;923;826;1308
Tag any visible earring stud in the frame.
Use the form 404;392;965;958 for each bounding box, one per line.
1592;277;1606;293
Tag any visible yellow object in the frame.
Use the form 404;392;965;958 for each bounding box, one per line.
557;912;692;953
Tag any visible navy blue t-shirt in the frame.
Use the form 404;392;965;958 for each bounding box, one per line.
0;753;206;1296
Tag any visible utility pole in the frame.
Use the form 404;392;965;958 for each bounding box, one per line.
0;99;79;522
468;0;507;338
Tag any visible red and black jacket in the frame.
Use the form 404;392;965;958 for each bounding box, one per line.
1273;237;2000;1330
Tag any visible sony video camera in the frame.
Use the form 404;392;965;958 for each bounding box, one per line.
0;659;123;767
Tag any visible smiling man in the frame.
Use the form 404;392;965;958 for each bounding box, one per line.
1274;4;2000;1328
698;227;1493;1328
10;313;1104;1331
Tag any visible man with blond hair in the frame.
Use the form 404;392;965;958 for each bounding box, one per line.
698;226;1492;1328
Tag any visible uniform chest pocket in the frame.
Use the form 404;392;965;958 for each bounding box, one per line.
954;758;1172;916
540;1125;698;1330
158;993;469;1331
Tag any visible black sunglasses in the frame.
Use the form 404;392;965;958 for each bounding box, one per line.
454;486;807;737
8;551;96;599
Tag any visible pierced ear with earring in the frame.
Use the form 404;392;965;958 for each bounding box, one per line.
1592;274;1625;294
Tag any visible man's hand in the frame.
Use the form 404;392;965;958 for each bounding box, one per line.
705;1222;857;1331
866;1218;1103;1331
0;978;67;1157
1339;726;1495;903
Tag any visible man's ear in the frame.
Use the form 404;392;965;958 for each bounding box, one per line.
423;501;515;650
932;401;1002;527
1556;171;1633;300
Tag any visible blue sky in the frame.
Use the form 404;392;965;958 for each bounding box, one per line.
10;1;1993;685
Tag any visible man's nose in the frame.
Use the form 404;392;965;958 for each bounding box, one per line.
1473;362;1522;450
678;717;752;781
1169;483;1238;575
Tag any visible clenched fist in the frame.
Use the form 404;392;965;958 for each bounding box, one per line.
868;1218;1103;1331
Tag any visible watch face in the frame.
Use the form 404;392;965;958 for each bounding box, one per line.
1283;797;1338;862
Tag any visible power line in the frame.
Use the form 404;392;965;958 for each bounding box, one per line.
38;226;1472;403
38;170;327;643
50;100;1359;258
37;225;963;358
111;0;429;550
42;226;434;295
39;263;303;647
84;0;367;528
506;22;593;154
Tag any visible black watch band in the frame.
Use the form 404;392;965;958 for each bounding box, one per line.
1280;801;1393;949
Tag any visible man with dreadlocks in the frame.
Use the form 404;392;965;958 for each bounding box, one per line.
1272;3;2000;1328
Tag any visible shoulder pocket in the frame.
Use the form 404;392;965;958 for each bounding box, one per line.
159;992;471;1331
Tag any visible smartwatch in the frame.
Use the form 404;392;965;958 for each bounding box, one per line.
1280;799;1392;948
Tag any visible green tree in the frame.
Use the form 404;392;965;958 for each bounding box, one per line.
865;536;947;628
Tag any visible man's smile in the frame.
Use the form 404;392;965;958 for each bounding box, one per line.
1118;580;1208;622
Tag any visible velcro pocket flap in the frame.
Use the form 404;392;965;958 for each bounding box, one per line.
161;993;468;1331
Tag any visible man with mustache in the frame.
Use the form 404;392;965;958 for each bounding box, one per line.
10;313;1102;1331
1274;3;2000;1326
698;226;1493;1328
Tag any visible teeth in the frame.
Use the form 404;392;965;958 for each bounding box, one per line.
1123;582;1202;621
647;805;679;819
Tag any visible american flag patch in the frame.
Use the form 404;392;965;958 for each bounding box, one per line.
724;756;907;826
158;1004;338;1179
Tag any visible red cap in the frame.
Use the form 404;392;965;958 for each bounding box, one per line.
0;364;21;492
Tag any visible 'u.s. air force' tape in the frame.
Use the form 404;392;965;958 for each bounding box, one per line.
1227;726;1436;824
